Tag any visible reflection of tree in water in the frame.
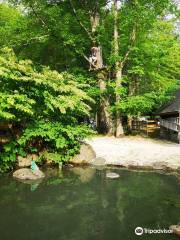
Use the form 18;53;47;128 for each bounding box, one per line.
0;169;179;240
112;170;180;239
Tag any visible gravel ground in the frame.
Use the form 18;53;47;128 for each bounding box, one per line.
86;136;180;171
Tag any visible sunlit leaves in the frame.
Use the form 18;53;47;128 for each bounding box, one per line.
0;48;94;172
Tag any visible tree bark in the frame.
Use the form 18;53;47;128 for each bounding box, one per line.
91;11;113;134
127;75;136;132
114;0;124;137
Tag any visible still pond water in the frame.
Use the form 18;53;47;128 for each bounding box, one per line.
0;167;179;240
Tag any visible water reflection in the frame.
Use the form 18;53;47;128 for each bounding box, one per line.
71;167;95;183
0;168;179;240
15;178;43;191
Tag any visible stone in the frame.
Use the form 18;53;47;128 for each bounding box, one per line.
152;161;168;170
70;143;96;164
64;163;74;168
17;156;31;168
92;157;106;166
13;168;45;180
106;172;120;179
92;157;106;170
169;225;180;236
17;154;38;168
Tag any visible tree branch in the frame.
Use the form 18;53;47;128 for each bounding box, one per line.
28;3;94;69
17;35;49;46
69;0;94;42
82;53;97;68
122;24;137;66
29;3;62;41
29;4;47;29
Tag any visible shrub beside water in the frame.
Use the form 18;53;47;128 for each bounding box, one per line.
0;48;94;172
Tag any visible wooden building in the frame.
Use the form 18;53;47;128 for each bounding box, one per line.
157;90;180;143
131;119;159;137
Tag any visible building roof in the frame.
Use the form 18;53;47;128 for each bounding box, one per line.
157;89;180;116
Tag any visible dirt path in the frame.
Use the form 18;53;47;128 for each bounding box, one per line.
86;136;180;171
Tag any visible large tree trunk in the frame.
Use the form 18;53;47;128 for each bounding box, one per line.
114;0;124;137
91;11;113;134
127;76;136;132
96;70;113;134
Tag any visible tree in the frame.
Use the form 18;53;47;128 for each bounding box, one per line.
4;0;180;134
119;18;180;119
113;0;124;136
66;0;113;134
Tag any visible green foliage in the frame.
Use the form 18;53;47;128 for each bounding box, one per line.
0;3;21;46
18;120;93;162
0;48;94;172
120;19;180;117
119;92;173;117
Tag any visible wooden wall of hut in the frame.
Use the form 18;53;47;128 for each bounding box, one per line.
131;120;160;137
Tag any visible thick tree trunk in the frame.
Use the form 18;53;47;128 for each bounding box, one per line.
127;76;136;132
115;65;124;137
114;0;124;137
96;71;113;134
91;11;113;134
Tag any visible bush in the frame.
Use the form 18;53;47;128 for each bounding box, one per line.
0;48;94;172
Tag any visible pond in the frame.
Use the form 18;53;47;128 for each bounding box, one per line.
0;167;179;240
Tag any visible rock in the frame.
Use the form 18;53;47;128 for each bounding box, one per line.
17;156;31;168
106;172;120;179
13;168;45;180
17;154;38;168
92;157;106;170
70;143;96;164
152;161;168;170
64;163;74;168
169;225;180;236
92;157;106;166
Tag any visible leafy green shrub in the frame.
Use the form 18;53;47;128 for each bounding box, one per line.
0;48;94;172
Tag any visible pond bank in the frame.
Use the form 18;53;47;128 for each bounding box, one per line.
83;136;180;172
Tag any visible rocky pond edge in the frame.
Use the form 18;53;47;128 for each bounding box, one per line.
13;136;180;181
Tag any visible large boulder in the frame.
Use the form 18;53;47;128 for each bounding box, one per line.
13;168;45;180
70;143;96;164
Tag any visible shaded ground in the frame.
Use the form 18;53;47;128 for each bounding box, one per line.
86;136;180;171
